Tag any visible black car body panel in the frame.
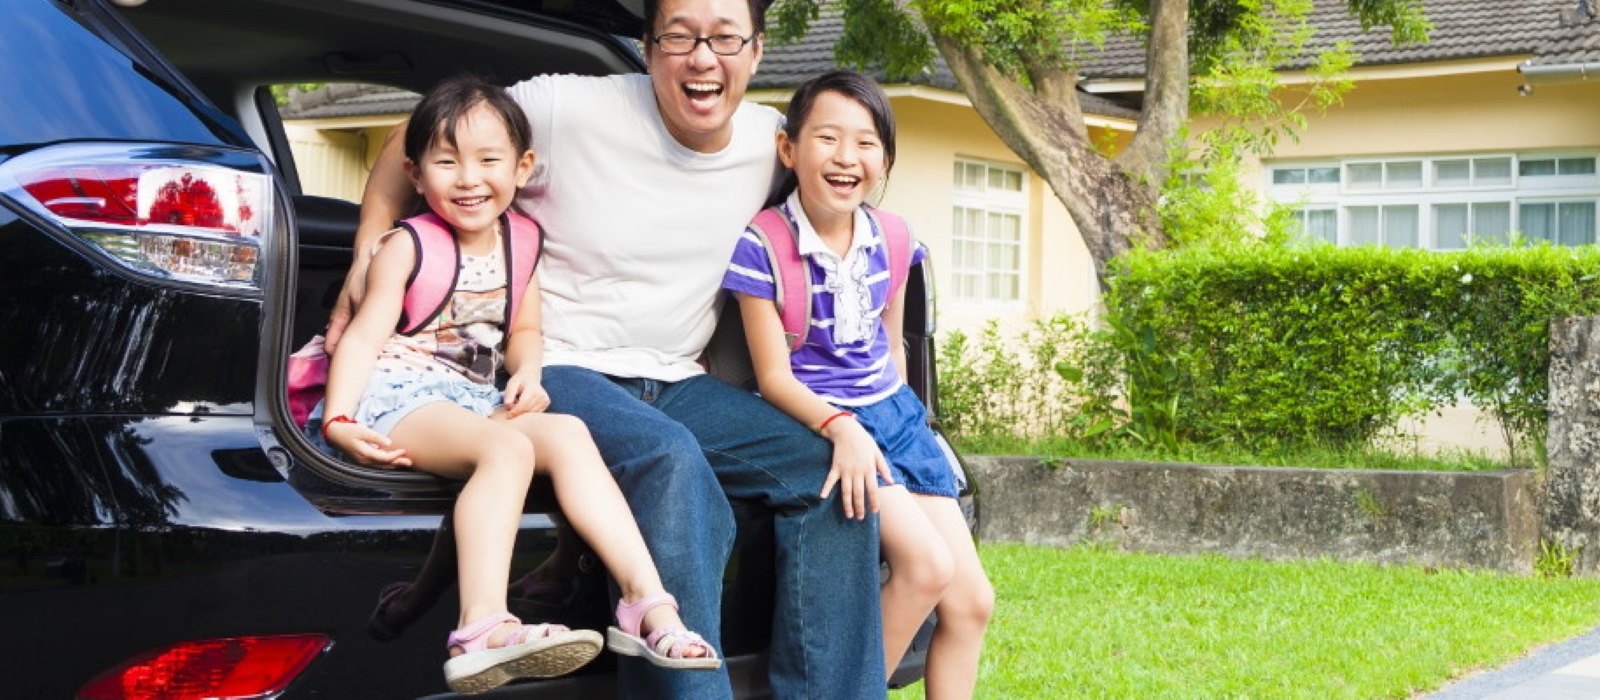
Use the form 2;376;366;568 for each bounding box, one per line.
0;0;968;696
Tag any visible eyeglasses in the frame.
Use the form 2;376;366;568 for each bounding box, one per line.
649;33;755;56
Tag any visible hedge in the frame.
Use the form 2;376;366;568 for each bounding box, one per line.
1098;243;1600;458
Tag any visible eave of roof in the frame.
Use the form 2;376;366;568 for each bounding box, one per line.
1080;0;1600;88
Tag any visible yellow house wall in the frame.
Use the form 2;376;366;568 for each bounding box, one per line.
1193;69;1600;185
285;122;400;202
864;96;1102;335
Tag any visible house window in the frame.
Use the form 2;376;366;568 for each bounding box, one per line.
951;159;1026;304
1433;202;1511;249
1289;207;1338;244
1348;205;1419;247
1433;157;1512;188
1267;152;1600;249
1273;166;1339;185
1521;201;1598;246
1520;157;1598;177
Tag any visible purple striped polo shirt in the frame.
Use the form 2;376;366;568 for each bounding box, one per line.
721;194;924;406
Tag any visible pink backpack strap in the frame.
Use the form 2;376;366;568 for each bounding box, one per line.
396;211;542;336
747;206;811;352
396;212;457;335
502;211;543;323
866;207;914;302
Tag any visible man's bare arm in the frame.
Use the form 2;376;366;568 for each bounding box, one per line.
325;120;417;352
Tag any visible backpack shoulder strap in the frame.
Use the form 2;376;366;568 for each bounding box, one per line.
748;206;811;353
502;211;544;323
397;211;459;336
866;207;914;301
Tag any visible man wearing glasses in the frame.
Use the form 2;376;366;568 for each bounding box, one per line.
335;0;885;698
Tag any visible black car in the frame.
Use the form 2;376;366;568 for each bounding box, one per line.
0;0;971;697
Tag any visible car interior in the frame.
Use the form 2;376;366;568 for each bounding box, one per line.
116;0;644;346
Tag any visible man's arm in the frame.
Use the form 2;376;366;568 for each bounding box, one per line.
325;120;416;352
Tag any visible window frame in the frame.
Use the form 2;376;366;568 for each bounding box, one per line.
950;157;1028;307
1269;152;1599;249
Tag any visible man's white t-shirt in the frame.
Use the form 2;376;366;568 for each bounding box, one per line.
506;73;783;381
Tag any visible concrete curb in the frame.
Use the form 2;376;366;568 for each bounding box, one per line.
969;455;1540;573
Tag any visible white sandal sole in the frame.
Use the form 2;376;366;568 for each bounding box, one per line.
444;629;603;695
606;626;722;671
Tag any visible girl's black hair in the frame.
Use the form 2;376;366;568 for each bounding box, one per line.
770;69;897;205
403;74;532;164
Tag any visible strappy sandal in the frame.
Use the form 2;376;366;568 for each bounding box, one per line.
366;582;416;642
442;613;603;695
605;593;721;671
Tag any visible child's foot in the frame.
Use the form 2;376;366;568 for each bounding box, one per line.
605;593;721;671
509;568;578;606
367;582;423;642
442;613;603;695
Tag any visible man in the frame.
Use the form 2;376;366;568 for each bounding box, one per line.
325;0;885;697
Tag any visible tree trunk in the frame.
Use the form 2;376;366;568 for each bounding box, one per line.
923;1;1192;287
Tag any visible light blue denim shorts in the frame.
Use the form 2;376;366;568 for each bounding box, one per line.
305;370;502;458
849;384;959;499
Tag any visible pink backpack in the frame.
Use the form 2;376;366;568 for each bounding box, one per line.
746;205;914;351
286;211;543;428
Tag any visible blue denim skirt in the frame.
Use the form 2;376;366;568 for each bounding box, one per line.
849;384;959;498
305;370;502;458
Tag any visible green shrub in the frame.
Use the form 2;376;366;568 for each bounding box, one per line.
935;243;1600;464
1100;242;1600;461
936;316;1101;443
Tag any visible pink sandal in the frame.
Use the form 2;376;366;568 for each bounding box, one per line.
605;593;721;671
442;613;603;695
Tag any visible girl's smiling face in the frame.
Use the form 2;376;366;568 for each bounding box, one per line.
777;90;886;231
407;102;534;238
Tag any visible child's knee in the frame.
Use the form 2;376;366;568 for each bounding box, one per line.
892;546;955;600
477;424;536;471
944;570;996;628
546;413;589;438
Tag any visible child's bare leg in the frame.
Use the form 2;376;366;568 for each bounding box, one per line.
915;495;994;700
510;516;580;600
505;412;710;657
370;513;458;640
389;403;537;650
878;485;954;676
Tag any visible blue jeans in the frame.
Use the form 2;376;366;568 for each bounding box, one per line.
543;366;885;700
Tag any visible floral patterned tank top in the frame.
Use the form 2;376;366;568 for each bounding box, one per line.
373;240;507;385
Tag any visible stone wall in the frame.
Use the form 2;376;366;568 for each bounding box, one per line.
970;456;1539;573
967;314;1600;574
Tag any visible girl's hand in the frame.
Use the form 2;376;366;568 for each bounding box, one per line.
819;418;895;520
503;372;551;417
324;421;412;468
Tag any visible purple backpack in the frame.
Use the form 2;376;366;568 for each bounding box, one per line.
286;211;543;428
745;205;913;351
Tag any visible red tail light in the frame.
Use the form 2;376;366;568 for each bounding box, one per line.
77;634;329;700
1;143;273;290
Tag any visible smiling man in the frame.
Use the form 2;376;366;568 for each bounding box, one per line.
329;0;886;697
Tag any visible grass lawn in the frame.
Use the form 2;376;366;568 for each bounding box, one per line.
891;543;1600;698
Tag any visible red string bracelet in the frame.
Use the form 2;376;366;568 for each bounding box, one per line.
322;414;357;440
815;410;854;434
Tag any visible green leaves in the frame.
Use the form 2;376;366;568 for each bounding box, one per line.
1101;243;1600;460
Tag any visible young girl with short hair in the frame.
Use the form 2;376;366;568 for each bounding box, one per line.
313;74;716;695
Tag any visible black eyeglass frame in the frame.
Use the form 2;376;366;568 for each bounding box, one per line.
648;32;756;56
